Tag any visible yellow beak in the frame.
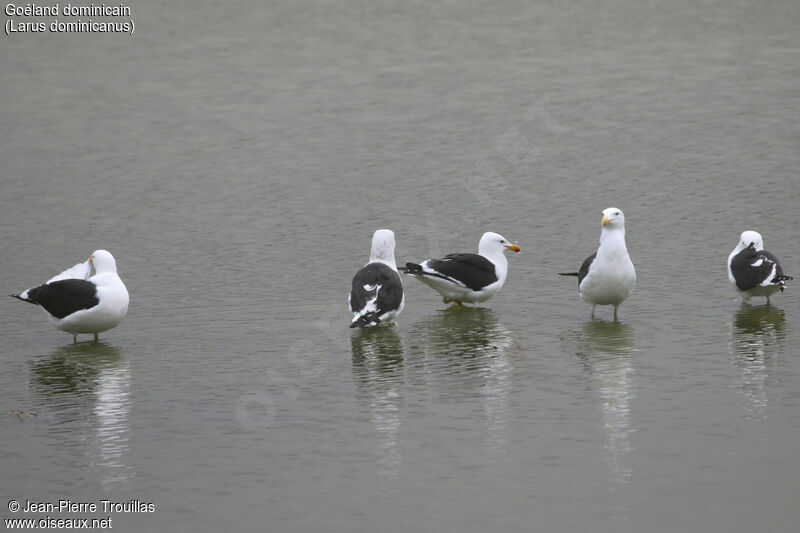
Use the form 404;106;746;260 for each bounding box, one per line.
505;244;521;253
88;256;94;265
601;216;611;227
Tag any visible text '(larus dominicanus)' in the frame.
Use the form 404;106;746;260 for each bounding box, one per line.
728;230;792;303
399;231;521;307
560;207;636;320
349;229;405;328
11;250;130;342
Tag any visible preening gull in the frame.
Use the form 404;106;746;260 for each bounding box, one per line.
11;250;129;342
728;230;792;303
399;231;521;307
349;229;405;328
560;207;636;320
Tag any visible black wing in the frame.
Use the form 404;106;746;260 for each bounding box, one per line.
559;252;596;286
762;251;792;282
350;263;403;326
730;245;783;291
577;252;597;285
18;279;99;319
423;253;498;291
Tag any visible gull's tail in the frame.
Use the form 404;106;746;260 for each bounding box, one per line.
773;273;793;292
399;263;423;275
350;312;381;328
10;291;36;304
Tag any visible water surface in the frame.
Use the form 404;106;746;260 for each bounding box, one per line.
2;1;799;531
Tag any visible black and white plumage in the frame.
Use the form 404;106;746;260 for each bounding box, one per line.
728;230;792;303
349;229;405;328
560;207;636;320
399;231;521;306
11;250;129;342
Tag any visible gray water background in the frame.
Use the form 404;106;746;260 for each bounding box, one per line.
1;1;799;531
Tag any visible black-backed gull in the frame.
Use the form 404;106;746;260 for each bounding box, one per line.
349;229;404;328
400;231;520;307
728;230;792;303
560;207;636;320
11;250;129;342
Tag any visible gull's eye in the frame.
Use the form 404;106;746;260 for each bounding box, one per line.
615;211;620;216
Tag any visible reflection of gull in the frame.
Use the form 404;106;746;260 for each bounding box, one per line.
408;308;514;451
29;342;133;486
92;357;133;486
571;320;636;486
482;343;513;451
351;327;405;487
729;304;785;420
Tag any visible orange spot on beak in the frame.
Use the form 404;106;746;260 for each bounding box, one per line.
506;244;521;253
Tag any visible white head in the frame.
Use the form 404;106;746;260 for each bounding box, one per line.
369;229;397;267
734;230;764;253
601;207;626;230
478;232;521;257
89;249;118;274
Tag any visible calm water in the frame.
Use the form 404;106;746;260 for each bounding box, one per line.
2;0;799;531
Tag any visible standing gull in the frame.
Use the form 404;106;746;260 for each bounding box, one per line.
560;207;636;320
399;232;521;307
11;250;129;342
728;230;792;303
349;229;405;328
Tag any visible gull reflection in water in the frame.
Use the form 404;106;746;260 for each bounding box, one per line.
571;320;636;487
729;304;785;420
351;327;405;485
409;308;514;452
30;342;133;487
